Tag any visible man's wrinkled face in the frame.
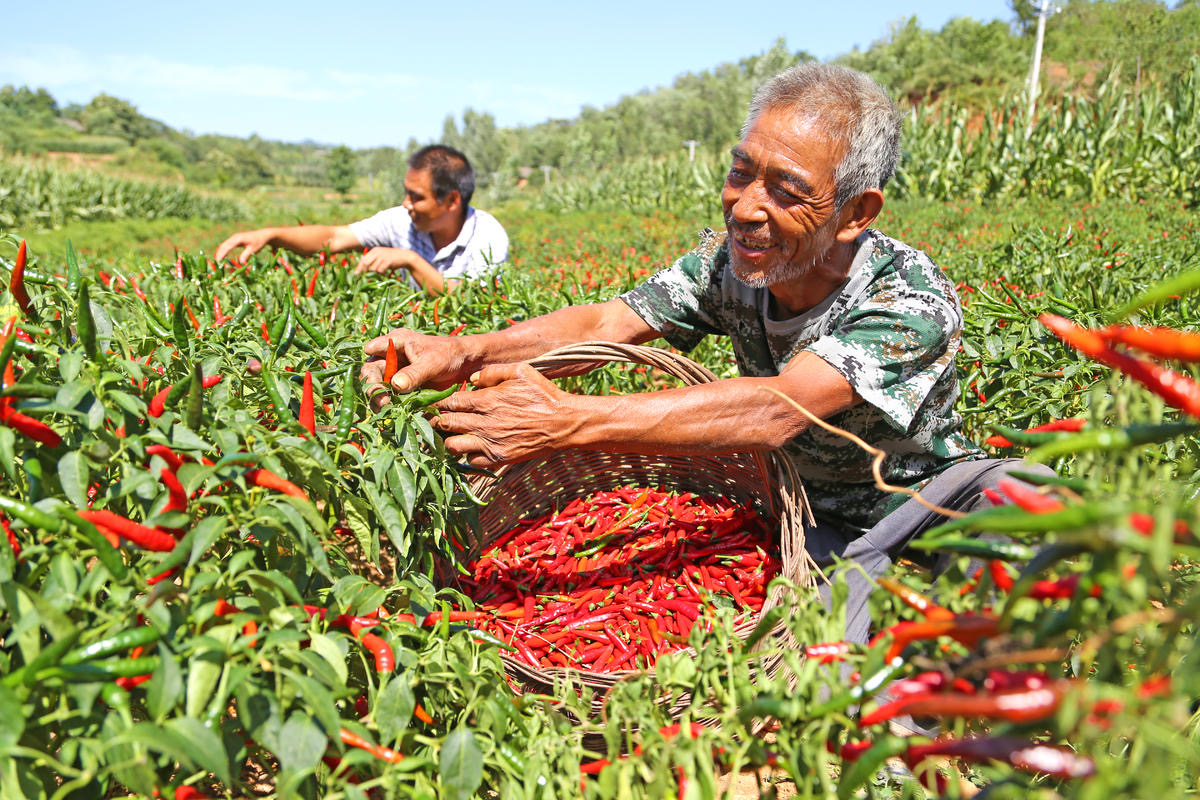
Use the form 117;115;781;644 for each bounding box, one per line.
721;108;844;288
402;168;456;232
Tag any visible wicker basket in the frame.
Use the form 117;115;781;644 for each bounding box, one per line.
459;342;815;721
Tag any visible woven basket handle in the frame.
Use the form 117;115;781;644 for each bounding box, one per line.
525;341;719;386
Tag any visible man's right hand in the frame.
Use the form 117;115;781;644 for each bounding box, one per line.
215;229;274;265
361;327;470;409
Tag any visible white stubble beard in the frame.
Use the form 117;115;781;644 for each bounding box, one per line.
727;212;839;289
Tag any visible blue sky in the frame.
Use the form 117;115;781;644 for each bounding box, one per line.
2;1;1014;148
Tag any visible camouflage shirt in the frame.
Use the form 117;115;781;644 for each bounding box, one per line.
620;228;984;535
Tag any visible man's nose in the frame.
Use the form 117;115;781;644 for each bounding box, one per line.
728;182;769;223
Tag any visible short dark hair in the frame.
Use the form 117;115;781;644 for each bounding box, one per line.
408;145;475;205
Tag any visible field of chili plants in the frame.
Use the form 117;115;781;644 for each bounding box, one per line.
0;192;1198;800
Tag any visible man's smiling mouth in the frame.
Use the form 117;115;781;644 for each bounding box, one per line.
730;228;774;251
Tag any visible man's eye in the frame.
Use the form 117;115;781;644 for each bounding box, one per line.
727;167;749;181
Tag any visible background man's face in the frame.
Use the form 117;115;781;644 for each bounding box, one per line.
720;107;844;288
402;168;456;232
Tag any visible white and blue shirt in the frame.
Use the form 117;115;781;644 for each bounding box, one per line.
349;205;508;286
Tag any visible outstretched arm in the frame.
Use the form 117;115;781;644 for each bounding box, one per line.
215;225;361;264
430;351;859;468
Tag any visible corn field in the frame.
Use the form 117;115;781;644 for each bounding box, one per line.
0;161;244;230
536;58;1200;215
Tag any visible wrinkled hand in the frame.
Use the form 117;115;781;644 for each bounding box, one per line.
430;363;574;469
354;247;417;275
215;230;272;265
360;327;468;410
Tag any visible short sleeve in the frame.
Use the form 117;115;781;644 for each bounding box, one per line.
805;286;961;433
348;207;413;250
443;218;509;280
619;234;727;351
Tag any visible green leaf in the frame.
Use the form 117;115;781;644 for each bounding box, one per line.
146;644;183;722
277;667;341;735
56;451;89;509
0;428;16;484
0;682;24;748
388;460;417;519
375;678;414;745
164;717;232;785
439;727;483;800
364;481;408;555
276;713;327;773
306;632;349;687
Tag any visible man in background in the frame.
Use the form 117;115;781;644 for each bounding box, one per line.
214;144;508;295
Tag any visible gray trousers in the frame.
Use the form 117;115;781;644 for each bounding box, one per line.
808;458;1054;644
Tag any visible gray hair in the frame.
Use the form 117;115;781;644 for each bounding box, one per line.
743;63;902;210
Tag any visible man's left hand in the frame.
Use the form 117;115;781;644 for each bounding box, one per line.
354;247;418;275
430;363;572;469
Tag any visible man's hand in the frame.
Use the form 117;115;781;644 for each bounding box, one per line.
429;363;571;469
354;247;420;275
215;229;273;265
361;327;470;409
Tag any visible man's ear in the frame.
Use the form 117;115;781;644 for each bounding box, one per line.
834;188;884;244
442;190;463;212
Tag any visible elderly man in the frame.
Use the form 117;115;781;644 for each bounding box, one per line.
361;64;1037;644
215;145;508;295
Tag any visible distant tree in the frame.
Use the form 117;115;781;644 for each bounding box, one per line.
77;94;163;143
327;145;357;196
0;85;59;119
1008;0;1041;35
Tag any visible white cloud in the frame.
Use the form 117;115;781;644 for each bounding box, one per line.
0;45;420;105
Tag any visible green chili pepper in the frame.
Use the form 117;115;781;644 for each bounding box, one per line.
909;537;1037;561
40;656;162;683
62;627;162;666
1111;267;1200;321
267;310;287;344
227;295;254;329
162;375;192;413
370;289;392;338
262;369;292;422
142;311;172;340
466;629;517;653
741;606;785;651
76;280;97;359
275;305;297;359
64;240;80;294
0;329;18;383
172;299;190;351
2;626;84;688
1026;422;1200;463
1004;469;1091;493
0;494;62;532
924;501;1123;539
296;313;329;347
334;367;357;446
0;382;57;399
496;741;528;776
805;659;906;719
185;362;204;430
403;385;457;409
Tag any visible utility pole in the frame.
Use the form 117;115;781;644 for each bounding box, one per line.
1025;0;1051;138
682;139;698;162
540;165;552;184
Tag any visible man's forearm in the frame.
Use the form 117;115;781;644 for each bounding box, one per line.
264;225;347;256
566;363;857;456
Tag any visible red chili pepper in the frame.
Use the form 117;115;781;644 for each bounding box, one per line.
299;371;316;436
260;321;270;343
383;339;398;383
988;559;1015;591
996;478;1065;514
77;509;177;552
413;703;435;725
245;468;308;500
448;323;468;336
9;240;32;315
339;728;403;763
0;405;62;448
905;736;1094;779
1041;314;1200;417
159;467;188;516
876;578;953;621
147;375;222;417
860;680;1072;726
3;513;19;558
1097;325;1200;362
182;298;200;332
306;267;319;298
870;613;1001;662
